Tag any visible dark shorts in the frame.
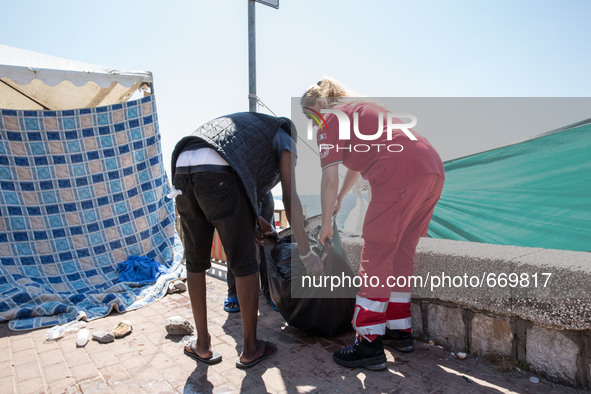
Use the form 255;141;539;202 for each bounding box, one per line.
173;166;258;277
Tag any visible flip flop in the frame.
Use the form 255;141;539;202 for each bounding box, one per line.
236;340;277;369
184;338;222;365
224;296;240;313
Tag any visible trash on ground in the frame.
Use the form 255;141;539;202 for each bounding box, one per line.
167;279;187;294
456;352;467;360
165;316;194;335
46;320;87;341
76;328;90;347
179;335;195;345
530;376;539;383
111;320;133;338
92;331;115;343
461;375;472;385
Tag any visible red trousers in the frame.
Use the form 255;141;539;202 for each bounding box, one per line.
352;173;444;339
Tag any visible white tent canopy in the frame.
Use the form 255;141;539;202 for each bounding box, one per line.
0;44;153;110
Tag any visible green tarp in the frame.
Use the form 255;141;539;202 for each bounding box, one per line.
428;119;591;252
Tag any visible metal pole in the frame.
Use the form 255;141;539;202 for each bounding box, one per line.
248;0;257;112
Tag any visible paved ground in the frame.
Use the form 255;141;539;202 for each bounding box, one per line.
0;275;587;394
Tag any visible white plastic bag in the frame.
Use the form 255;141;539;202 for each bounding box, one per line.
46;320;87;341
167;187;182;199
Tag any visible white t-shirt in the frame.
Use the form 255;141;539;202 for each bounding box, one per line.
176;147;229;167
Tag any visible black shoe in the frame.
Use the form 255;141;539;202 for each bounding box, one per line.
333;335;387;370
382;329;414;353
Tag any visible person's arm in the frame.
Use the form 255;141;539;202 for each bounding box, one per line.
319;164;340;245
259;192;277;238
280;150;323;276
334;169;360;215
259;216;277;239
279;150;311;255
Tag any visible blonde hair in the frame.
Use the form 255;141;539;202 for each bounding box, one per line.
300;77;354;109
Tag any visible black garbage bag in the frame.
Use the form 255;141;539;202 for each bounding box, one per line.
263;224;358;337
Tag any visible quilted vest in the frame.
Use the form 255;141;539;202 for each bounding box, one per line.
171;112;296;216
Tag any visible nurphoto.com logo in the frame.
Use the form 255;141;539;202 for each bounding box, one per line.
303;107;419;156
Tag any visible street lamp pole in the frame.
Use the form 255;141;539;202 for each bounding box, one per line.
248;0;257;112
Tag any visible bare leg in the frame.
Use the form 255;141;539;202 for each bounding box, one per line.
235;272;265;362
186;271;213;358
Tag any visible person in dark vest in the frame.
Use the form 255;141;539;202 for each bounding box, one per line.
171;112;322;369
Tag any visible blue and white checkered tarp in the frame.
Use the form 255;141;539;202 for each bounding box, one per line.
0;94;185;330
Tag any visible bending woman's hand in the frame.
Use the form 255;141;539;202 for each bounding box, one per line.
319;224;334;246
320;165;339;246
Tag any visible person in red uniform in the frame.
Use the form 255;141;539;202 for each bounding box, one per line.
301;78;445;370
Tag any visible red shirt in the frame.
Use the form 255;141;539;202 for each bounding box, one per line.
317;102;444;186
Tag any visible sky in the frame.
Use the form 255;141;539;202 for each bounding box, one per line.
2;0;591;194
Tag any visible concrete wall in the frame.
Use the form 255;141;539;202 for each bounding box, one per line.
342;236;591;388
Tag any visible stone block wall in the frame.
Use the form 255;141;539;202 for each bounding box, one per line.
409;299;591;388
341;236;591;388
